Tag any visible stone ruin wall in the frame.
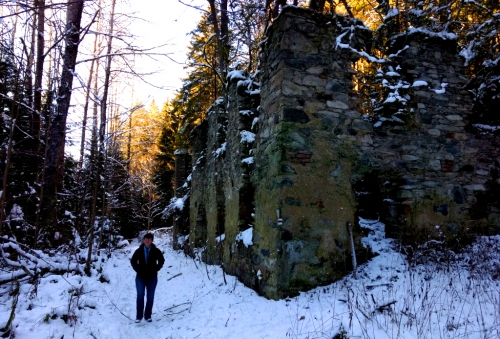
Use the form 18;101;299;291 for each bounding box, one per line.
177;7;500;300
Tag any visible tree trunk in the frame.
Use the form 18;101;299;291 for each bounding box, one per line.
33;0;45;141
10;2;20;47
0;74;21;235
42;0;85;244
207;0;229;80
339;0;354;18
309;0;326;12
86;0;116;274
79;30;101;169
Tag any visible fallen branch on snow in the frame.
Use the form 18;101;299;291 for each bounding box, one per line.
166;273;182;281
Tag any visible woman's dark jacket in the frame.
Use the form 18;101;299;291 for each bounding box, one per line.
131;243;165;280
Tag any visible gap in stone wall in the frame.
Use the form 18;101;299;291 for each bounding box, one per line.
238;183;255;231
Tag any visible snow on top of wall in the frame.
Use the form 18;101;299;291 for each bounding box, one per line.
227;70;247;81
235;227;253;247
412;80;429;87
251;117;259;130
386;7;399;20
240;130;255;143
174;149;188;155
242;157;254;164
214;142;227;158
335;30;386;64
473;124;500;132
434;83;448;94
237;79;253;88
407;27;457;40
388;45;409;59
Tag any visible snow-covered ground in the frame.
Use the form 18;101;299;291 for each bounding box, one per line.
1;220;499;339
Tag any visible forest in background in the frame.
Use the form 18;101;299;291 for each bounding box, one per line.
0;0;499;279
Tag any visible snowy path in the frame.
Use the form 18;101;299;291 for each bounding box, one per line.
3;225;499;339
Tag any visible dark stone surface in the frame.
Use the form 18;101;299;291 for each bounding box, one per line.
322;118;334;126
299;128;311;136
433;204;449;216
283;108;311;124
452;186;466;204
268;177;294;190
446;146;459;154
446;222;459;235
285;197;302;206
281;230;293;241
281;164;297;174
459;164;474;173
253;254;262;264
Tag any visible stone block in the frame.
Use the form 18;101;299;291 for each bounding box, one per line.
351;119;373;133
304;101;326;114
436;124;461;132
428;129;441;137
326;100;348;109
317;110;340;118
270;69;286;88
306;66;324;74
359;134;373;145
402;155;419;161
428;160;442;170
463;184;486;191
282;81;304;96
415;90;431;98
280;30;319;54
331;92;349;102
282;108;311;124
303;75;326;87
441;160;454;172
402;145;418;151
345;110;362;119
325;79;344;92
422;181;437;188
452;185;466;204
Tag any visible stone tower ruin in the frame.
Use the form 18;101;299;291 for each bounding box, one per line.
173;7;500;300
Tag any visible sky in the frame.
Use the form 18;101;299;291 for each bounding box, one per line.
65;0;206;156
2;218;499;339
125;0;208;106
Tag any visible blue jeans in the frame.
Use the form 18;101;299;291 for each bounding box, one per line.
135;276;158;320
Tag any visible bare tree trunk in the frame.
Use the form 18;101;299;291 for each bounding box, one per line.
309;0;327;12
338;0;354;17
273;0;287;18
220;0;229;78
86;0;116;274
21;5;37;112
207;0;229;80
86;116;99;275
80;0;102;169
0;74;21;235
10;2;20;47
127;106;132;172
34;21;56;247
43;0;85;243
79;34;100;169
33;0;45;140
